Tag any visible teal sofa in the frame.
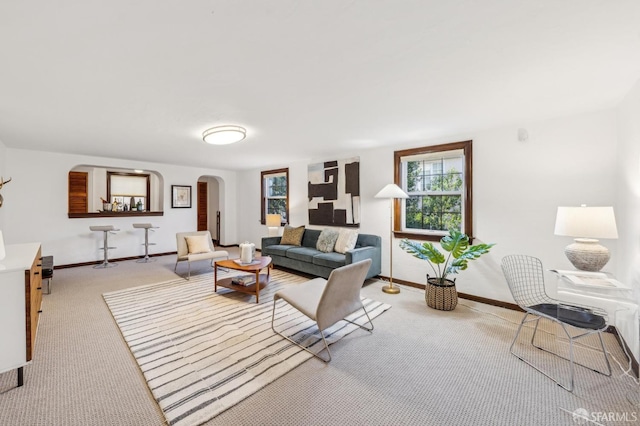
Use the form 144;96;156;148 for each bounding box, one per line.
261;228;381;279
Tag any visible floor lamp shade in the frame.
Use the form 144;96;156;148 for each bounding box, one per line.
554;206;618;272
375;184;409;294
375;184;410;199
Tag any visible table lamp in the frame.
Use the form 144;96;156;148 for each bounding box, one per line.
375;183;409;294
266;214;282;237
554;205;618;272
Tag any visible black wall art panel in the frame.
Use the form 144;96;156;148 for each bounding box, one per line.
308;157;360;227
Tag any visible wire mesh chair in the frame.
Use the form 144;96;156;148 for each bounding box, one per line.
501;254;612;392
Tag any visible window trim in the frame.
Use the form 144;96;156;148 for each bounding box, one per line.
260;167;289;225
393;140;473;242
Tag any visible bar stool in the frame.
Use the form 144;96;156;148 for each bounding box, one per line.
90;225;119;268
133;223;158;263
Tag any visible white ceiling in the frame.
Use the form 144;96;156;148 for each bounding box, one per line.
1;1;639;171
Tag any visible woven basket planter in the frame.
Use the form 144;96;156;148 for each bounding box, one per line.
426;277;457;311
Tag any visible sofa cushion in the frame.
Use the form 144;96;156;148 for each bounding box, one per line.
286;247;322;263
316;228;339;253
280;225;305;246
262;244;297;257
313;252;347;269
301;228;321;248
334;228;359;254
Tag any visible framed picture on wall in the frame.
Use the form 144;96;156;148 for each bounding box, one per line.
171;185;192;208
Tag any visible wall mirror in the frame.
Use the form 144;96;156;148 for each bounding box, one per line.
68;165;164;218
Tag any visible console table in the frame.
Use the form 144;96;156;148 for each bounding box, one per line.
550;269;639;369
0;243;43;387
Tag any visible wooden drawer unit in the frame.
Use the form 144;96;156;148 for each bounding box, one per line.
0;243;43;387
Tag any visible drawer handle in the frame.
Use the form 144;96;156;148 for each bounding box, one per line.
37;264;42;267
37;287;42;290
38;310;42;314
34;272;40;275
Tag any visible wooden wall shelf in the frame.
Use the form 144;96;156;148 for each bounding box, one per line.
68;211;164;218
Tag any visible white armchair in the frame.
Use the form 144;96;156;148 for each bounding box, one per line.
175;231;229;280
271;259;373;362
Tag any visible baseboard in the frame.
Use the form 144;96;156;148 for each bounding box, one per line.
52;251;178;269
377;275;521;311
51;244;241;269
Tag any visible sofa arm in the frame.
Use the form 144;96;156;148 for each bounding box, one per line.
261;236;282;250
346;246;382;277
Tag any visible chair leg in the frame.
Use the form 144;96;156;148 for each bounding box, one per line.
342;304;374;332
531;317;541;346
509;313;530;355
271;299;332;363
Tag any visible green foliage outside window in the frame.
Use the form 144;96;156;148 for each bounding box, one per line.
266;175;287;220
405;159;463;233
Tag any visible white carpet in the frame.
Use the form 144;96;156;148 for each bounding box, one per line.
103;269;391;426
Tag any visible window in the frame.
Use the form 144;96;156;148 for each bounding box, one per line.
261;168;289;224
394;140;472;241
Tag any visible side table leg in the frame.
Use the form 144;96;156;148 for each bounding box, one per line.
214;263;218;293
255;270;260;304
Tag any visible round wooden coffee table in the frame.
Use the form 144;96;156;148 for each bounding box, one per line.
214;256;273;303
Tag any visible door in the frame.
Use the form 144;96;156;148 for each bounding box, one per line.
197;181;208;232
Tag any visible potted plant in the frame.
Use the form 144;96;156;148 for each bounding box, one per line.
399;229;494;311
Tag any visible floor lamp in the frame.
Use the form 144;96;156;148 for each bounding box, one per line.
375;183;409;294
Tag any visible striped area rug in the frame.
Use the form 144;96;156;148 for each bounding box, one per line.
103;269;391;426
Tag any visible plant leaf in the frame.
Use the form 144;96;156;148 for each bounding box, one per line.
399;239;445;264
440;229;469;258
445;243;495;275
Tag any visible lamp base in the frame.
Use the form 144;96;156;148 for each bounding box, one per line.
382;283;400;294
564;238;610;272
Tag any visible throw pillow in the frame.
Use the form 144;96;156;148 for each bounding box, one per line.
185;235;212;254
280;225;305;246
334;228;359;254
316;228;339;253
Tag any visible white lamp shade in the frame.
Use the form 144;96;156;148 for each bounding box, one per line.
554;206;618;239
375;183;409;199
202;125;246;145
266;214;282;227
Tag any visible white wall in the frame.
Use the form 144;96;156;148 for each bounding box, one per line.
2;148;238;265
0;139;6;230
238;109;619;303
616;79;640;299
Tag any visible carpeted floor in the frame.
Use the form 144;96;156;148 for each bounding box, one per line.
1;252;639;425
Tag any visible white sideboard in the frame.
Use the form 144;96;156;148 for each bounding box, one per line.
0;243;43;387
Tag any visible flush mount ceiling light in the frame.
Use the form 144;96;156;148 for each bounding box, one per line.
202;125;247;145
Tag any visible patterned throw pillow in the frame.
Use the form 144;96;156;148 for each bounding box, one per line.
316;228;340;253
334;228;359;254
280;225;305;246
185;235;211;254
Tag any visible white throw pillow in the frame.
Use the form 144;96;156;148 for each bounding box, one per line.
185;235;212;254
334;228;359;254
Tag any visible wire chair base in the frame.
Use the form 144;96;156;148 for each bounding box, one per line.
510;312;612;392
